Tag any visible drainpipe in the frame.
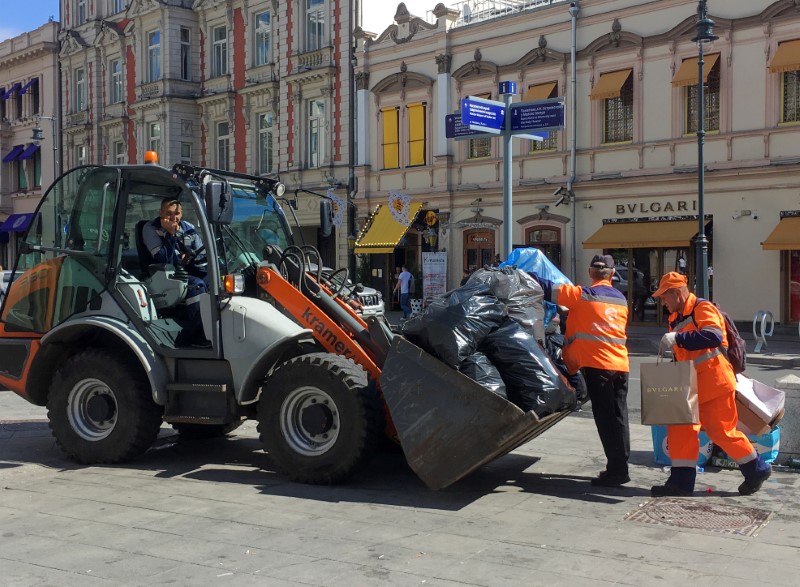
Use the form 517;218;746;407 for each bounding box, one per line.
568;1;579;282
347;0;359;280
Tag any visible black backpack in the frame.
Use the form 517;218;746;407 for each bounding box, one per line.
691;299;747;374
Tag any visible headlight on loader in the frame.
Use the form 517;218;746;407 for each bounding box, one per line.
224;273;245;294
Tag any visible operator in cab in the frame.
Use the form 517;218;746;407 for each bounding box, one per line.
142;198;210;347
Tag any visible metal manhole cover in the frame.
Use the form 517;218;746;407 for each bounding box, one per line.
625;498;773;537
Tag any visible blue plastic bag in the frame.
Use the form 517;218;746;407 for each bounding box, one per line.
499;248;572;286
499;248;571;328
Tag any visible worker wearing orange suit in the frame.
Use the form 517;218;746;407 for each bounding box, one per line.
534;254;631;487
652;272;771;497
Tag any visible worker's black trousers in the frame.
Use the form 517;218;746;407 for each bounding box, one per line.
581;367;630;476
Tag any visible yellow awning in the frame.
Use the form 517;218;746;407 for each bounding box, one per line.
354;202;423;254
583;220;707;249
761;216;800;250
589;69;632;100
671;54;720;87
769;39;800;73
524;82;557;101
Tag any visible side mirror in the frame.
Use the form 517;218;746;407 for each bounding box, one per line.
320;200;333;238
205;180;233;224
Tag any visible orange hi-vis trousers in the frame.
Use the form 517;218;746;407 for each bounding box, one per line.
667;393;757;467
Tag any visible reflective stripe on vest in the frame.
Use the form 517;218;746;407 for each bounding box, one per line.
579;291;628;306
693;348;722;366
565;332;627;347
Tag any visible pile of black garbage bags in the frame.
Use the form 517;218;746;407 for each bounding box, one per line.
400;266;587;418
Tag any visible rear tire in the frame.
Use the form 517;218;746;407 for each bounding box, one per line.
172;421;244;439
47;349;163;464
257;353;384;484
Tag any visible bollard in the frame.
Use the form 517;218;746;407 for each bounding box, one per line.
752;310;774;353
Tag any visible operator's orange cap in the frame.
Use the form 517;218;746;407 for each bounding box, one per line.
652;271;688;297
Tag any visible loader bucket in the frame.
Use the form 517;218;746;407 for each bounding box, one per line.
379;336;571;490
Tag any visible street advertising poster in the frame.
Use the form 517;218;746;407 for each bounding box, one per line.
422;252;447;304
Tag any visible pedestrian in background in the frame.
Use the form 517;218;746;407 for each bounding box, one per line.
393;264;413;320
532;254;631;487
651;272;771;496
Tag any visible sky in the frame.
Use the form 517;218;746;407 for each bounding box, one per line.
0;0;436;42
0;0;60;42
362;1;437;35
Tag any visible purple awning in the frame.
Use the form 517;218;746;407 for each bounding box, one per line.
19;78;39;95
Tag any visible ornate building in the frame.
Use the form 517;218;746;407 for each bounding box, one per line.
58;0;356;268
0;21;60;267
355;0;800;323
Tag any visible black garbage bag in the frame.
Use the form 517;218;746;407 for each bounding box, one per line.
466;267;546;341
459;352;507;399
545;333;588;405
480;319;576;417
400;282;507;368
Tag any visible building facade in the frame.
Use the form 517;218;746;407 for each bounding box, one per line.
0;21;61;268
58;0;356;268
354;0;800;323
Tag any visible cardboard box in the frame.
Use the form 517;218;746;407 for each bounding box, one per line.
735;374;786;436
710;426;781;468
651;425;713;467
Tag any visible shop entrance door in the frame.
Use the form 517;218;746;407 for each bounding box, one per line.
606;247;695;325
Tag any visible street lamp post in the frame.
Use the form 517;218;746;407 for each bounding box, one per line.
692;0;717;299
31;115;59;184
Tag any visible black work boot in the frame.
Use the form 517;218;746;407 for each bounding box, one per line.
651;466;696;497
738;456;772;496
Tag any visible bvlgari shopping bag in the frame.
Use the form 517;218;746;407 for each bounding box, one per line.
640;353;699;425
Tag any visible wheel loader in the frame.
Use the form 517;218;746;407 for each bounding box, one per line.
0;163;571;490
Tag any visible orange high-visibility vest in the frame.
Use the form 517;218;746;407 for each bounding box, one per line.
550;279;629;374
669;293;735;403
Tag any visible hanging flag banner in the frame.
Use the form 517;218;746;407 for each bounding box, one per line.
327;189;345;227
388;191;412;225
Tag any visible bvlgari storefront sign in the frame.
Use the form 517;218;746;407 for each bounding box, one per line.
616;200;697;215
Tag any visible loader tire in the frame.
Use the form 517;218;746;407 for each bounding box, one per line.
257;353;384;485
172;421;244;439
47;349;163;464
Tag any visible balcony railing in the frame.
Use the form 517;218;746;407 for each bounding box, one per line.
446;0;569;28
66;110;88;127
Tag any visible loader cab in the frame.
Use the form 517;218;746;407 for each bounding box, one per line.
0;165;219;353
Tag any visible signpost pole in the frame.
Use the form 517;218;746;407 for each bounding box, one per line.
502;91;514;260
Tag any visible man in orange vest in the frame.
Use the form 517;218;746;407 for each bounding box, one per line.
534;254;631;487
651;272;771;496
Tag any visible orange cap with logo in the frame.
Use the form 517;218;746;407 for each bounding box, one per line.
652;271;688;297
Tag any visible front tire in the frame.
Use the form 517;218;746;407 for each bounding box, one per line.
47;349;163;464
257;353;384;484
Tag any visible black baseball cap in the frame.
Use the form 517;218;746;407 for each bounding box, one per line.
590;254;615;269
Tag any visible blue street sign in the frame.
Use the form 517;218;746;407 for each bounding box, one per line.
510;98;565;133
461;96;506;132
445;113;495;140
499;81;517;95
